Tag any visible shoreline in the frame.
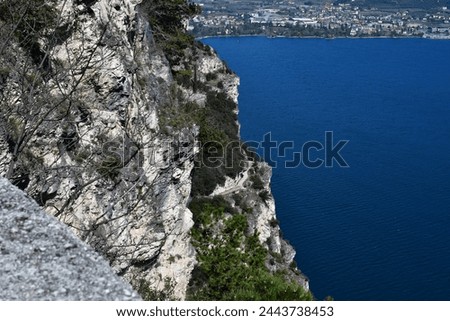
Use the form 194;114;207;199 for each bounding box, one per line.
196;34;450;41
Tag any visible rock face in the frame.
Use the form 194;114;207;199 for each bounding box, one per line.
0;0;309;299
0;177;140;301
1;0;198;299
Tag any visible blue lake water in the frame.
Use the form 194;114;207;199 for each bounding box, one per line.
202;37;450;300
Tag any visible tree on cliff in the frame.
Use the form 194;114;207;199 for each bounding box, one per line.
140;0;201;65
141;0;201;37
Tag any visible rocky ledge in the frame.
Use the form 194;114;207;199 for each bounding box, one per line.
0;177;140;301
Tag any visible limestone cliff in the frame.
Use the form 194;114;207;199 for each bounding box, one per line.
0;0;309;299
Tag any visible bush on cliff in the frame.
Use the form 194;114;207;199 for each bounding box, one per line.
187;198;313;301
140;0;201;65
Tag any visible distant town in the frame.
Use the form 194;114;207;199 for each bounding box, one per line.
189;0;450;39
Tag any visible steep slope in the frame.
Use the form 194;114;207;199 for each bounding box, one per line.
0;177;140;300
0;0;310;300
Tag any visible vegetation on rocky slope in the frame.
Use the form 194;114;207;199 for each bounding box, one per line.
141;0;249;196
187;197;313;300
141;0;313;300
140;0;201;66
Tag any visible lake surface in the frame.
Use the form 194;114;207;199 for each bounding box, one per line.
202;37;450;300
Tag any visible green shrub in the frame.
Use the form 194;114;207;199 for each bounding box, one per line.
159;101;202;130
191;90;247;196
189;196;236;218
203;91;238;141
174;69;193;88
187;200;313;301
140;0;200;65
137;278;176;301
191;166;226;196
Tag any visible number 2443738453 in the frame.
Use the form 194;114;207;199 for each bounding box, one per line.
259;306;334;317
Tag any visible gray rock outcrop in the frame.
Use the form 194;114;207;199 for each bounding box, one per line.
0;177;140;301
